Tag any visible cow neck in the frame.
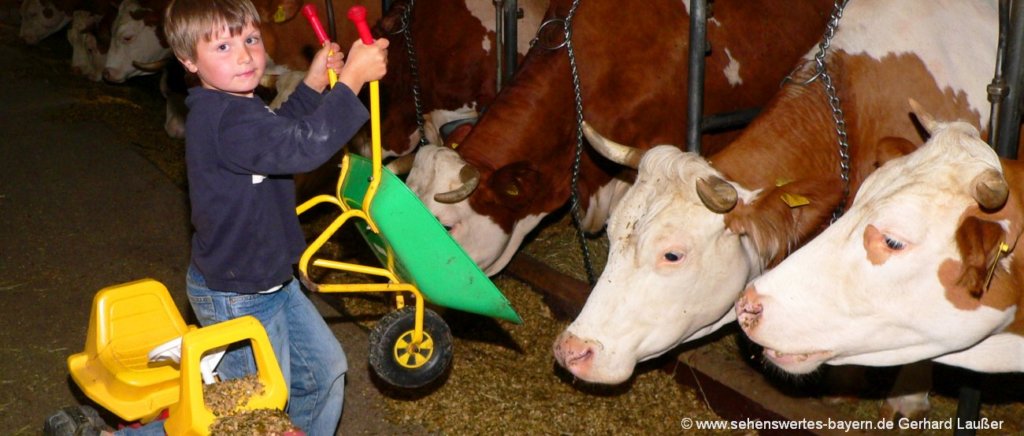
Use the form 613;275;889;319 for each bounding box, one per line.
710;83;842;203
457;48;578;176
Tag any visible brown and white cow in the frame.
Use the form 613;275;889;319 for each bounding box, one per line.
373;0;548;158
68;7;113;82
553;0;1000;415
19;0;78;44
405;0;834;276
737;107;1024;374
102;0;169;83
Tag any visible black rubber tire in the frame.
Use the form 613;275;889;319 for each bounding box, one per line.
368;306;453;388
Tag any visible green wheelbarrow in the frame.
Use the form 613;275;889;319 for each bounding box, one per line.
296;5;521;389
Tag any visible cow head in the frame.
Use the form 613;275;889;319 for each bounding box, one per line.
737;106;1019;374
104;0;171;83
405;143;551;275
553;123;761;384
19;0;71;45
68;11;107;81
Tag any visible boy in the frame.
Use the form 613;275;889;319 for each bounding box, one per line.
46;1;387;434
166;0;388;434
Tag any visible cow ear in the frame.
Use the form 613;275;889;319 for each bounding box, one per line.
376;2;410;34
267;0;303;23
725;178;844;267
953;216;1008;297
489;162;541;209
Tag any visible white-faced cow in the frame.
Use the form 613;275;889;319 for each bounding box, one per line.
405;0;834;276
553;0;1001;417
19;0;78;44
68;7;113;82
373;0;548;158
737;106;1023;374
102;0;169;83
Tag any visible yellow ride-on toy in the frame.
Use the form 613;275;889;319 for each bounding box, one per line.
67;279;288;435
297;6;521;388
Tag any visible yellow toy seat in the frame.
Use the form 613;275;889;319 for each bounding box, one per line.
67;279;192;422
164;316;288;435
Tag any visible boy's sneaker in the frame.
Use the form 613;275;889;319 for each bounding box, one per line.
43;405;110;436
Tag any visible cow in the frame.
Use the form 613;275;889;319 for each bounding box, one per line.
403;0;833;276
19;0;78;44
552;0;1000;418
372;0;549;158
68;2;118;81
102;0;169;83
736;105;1024;374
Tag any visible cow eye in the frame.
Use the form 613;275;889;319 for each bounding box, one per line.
663;252;684;263
122;35;134;43
883;235;905;250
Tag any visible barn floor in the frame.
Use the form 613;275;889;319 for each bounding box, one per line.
5;3;1024;435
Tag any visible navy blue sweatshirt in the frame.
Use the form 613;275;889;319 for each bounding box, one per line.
185;82;369;292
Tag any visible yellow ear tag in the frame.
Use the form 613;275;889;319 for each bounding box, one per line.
984;242;1011;290
273;5;288;23
780;192;810;208
775;177;794;187
449;142;460;150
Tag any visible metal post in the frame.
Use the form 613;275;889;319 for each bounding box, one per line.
494;0;506;91
686;0;708;154
382;0;394;14
503;0;520;83
995;0;1024;158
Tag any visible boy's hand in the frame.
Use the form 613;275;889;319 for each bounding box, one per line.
304;42;343;93
338;38;389;94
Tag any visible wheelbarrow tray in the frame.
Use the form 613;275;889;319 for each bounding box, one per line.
340;154;521;324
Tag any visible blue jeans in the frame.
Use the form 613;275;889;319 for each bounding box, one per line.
185;265;347;436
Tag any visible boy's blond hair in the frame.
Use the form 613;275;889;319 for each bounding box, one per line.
164;0;261;62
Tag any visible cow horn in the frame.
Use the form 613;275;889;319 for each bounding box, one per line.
132;58;168;72
971;169;1009;210
696;176;738;213
385;153;416;175
434;164;481;203
908;98;939;134
582;121;644;169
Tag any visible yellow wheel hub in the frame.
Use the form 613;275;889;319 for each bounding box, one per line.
393;331;435;369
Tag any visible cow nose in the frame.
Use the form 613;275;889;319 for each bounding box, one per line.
552;331;598;376
735;285;763;332
102;68;115;82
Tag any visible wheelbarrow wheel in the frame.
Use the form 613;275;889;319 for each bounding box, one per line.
369;306;453;388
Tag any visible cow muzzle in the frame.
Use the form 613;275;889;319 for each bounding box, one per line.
552;331;600;377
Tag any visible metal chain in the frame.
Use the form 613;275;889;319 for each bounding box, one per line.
563;0;596;285
813;0;851;221
396;0;428;147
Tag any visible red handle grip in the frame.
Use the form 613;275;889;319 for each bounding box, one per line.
301;4;329;45
347;6;374;44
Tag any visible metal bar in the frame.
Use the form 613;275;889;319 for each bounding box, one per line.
503;0;519;83
702;108;760;133
494;0;506;91
686;0;708;154
989;0;1010;148
995;0;1024;158
382;0;394;14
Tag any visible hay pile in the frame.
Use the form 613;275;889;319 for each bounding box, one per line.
205;375;300;436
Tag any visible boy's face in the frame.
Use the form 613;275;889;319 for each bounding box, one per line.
180;22;265;97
